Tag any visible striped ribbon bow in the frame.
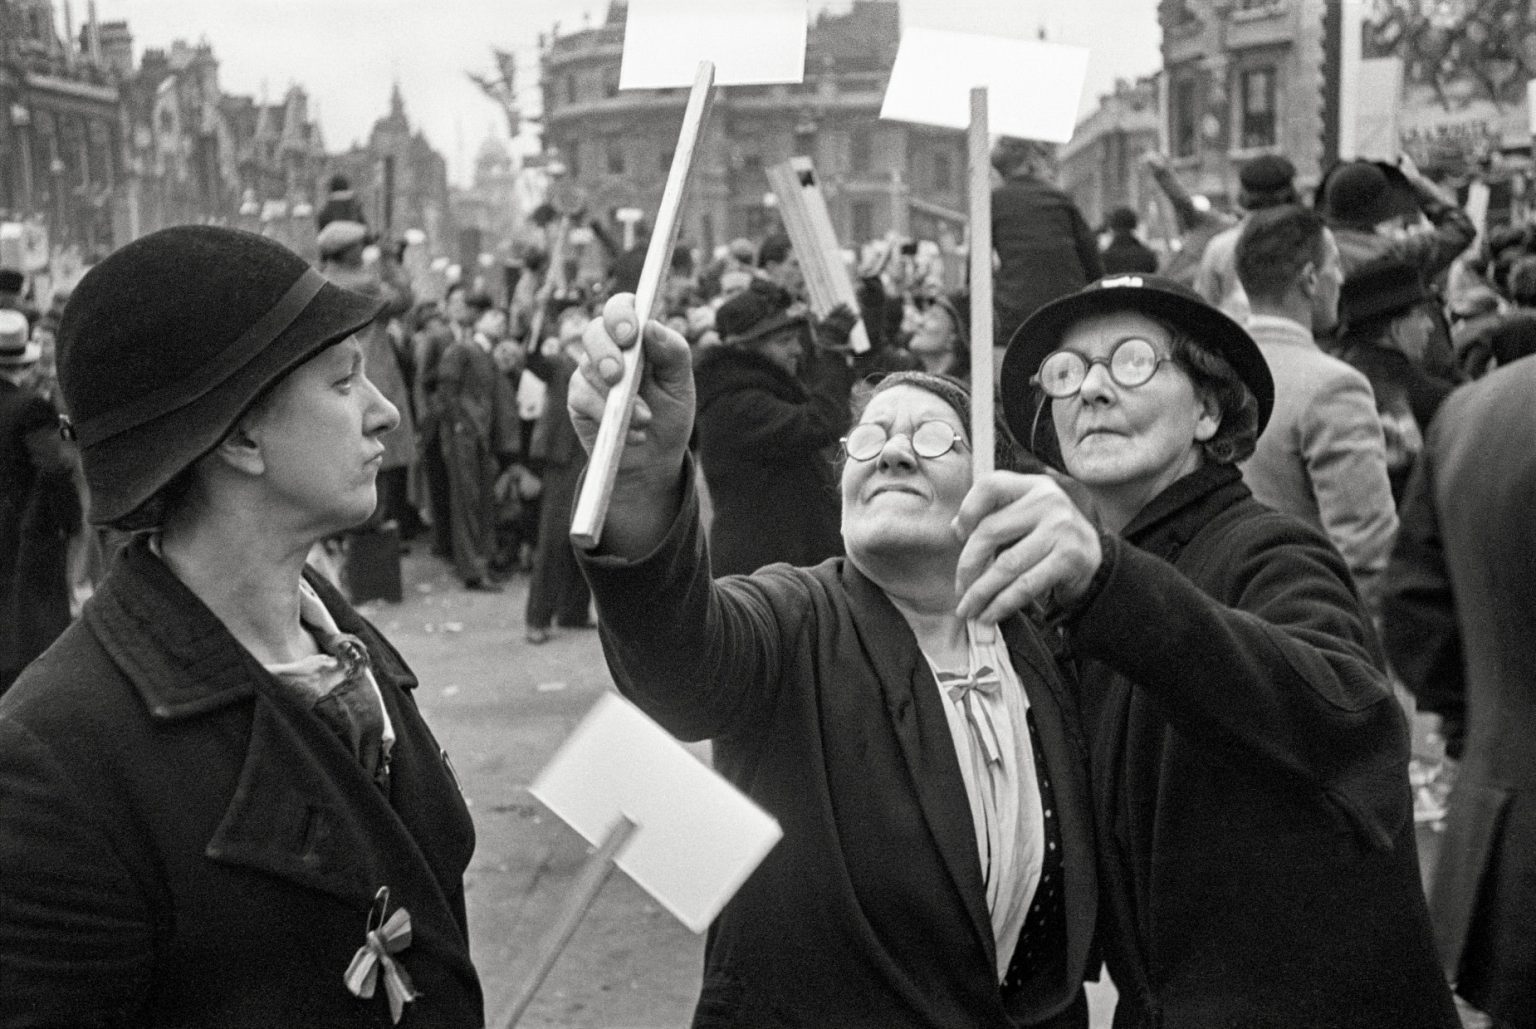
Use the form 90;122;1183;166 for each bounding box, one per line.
936;665;1005;767
344;888;419;1024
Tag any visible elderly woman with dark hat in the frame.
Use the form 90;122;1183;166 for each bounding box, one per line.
692;277;853;577
979;275;1458;1026
568;296;1099;1027
0;226;483;1025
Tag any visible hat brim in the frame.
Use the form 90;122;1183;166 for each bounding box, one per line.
85;281;383;525
728;310;806;346
0;342;41;367
1000;283;1274;451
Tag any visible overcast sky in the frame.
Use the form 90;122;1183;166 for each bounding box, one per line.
89;0;1162;186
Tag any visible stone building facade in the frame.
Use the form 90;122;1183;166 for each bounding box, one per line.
1159;0;1329;209
537;0;968;257
1060;76;1162;235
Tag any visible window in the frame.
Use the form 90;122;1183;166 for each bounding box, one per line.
565;74;578;105
1239;66;1277;149
606;139;625;175
851;200;874;244
603;67;619;98
659;148;674;171
933;151;953;192
793;129;816;160
850;129;872;174
1171;74;1199;158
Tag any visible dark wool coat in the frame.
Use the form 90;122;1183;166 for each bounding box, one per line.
0;379;74;691
1382;356;1536;1025
992;176;1103;347
0;537;483;1027
580;468;1098;1029
693;344;850;578
1064;463;1457;1029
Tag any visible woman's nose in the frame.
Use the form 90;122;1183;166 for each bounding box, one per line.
1076;360;1115;403
363;375;401;435
875;432;918;471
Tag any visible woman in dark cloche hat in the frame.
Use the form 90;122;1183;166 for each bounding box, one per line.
988;274;1458;1026
0;226;485;1025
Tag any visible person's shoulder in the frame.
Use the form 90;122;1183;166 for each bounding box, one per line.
0;618;129;735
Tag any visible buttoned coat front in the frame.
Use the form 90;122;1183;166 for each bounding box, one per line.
0;537;483;1028
581;470;1097;1029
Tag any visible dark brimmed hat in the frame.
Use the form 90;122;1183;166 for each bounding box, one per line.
58;225;382;525
1339;258;1429;327
0;268;23;293
1320;161;1396;228
1237;154;1298;209
999;274;1274;447
715;280;805;346
316;219;368;257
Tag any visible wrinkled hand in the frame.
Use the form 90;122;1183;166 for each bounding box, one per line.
816;303;859;349
569;293;695;485
952;472;1103;625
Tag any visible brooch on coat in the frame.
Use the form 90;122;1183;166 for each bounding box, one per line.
344;886;420;1023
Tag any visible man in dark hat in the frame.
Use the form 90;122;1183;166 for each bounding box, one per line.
1322;155;1474;383
991;135;1103;348
0;267;38;327
693;279;852;576
316;172;369;232
436;290;506;591
0;225;483;1024
1099;206;1159;275
1194;153;1299;321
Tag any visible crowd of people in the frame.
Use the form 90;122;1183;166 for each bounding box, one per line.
0;135;1533;1028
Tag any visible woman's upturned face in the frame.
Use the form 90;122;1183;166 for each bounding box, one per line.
1050;311;1218;510
841;384;971;564
243;336;400;534
908;305;958;361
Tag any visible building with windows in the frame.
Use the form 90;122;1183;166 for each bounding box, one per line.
1060;76;1162;236
0;0;122;256
537;0;968;257
1159;0;1329;209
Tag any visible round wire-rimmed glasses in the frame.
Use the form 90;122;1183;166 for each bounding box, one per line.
841;420;969;462
1031;336;1174;398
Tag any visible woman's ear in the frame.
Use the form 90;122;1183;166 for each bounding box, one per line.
211;420;266;476
1193;389;1222;443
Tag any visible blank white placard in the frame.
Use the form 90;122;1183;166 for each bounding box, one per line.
620;0;807;90
880;28;1089;144
529;692;783;934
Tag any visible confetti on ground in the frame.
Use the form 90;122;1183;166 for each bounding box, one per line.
442;621;464;633
535;681;568;693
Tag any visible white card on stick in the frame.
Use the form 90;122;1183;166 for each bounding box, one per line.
529;692;783;934
620;0;807;90
880;28;1089;144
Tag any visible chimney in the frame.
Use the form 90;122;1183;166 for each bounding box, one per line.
97;21;134;79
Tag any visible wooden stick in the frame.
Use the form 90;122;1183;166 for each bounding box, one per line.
570;60;717;550
968;87;997;645
498;814;640;1029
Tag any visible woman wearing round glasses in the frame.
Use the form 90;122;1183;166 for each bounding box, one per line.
569;295;1097;1028
981;275;1456;1026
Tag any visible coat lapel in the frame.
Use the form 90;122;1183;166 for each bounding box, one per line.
841;561;996;969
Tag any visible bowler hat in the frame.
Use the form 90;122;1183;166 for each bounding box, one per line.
0;268;23;294
715;280;806;346
58;225;382;526
1000;274;1274;448
1339;258;1429;327
0;309;38;366
1321;161;1396;228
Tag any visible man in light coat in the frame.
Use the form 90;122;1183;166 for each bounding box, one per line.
1382;351;1536;1029
1236;204;1398;608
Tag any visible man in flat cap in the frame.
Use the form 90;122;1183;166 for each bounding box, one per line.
1195;153;1299;322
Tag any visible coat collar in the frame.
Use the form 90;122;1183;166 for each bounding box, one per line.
1119;462;1249;561
84;535;416;722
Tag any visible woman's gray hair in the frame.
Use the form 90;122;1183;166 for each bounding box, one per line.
1167;328;1260;465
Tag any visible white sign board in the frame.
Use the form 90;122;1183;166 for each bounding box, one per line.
620;0;807;90
880;29;1089;144
1354;57;1403;162
1527;79;1536;137
529;692;782;934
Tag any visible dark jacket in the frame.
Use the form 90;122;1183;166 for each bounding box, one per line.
992;176;1103;346
0;537;484;1027
1063;463;1456;1028
693;344;850;578
0;379;74;690
580;467;1097;1028
1382;356;1536;1024
1099;233;1159;276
